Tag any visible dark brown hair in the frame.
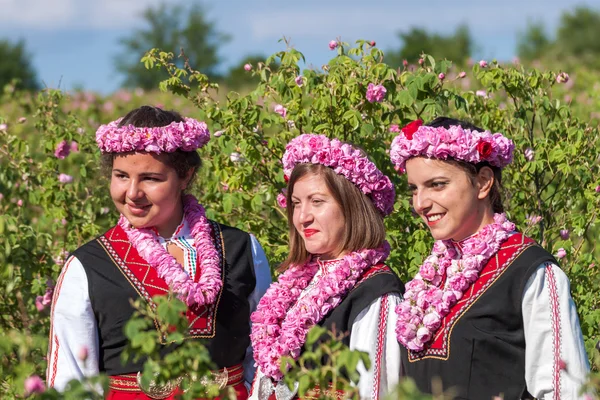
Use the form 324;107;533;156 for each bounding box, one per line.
425;116;504;213
280;164;386;270
100;105;202;186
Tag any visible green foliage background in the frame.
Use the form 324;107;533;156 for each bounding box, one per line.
0;40;599;397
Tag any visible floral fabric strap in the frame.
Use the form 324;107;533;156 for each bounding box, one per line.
96;117;210;154
389;119;515;173
282;133;396;216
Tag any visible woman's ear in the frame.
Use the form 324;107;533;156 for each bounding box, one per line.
181;168;194;191
476;166;495;200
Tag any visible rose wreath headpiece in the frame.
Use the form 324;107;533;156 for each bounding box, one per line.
95;117;210;154
389;119;515;173
282;133;396;216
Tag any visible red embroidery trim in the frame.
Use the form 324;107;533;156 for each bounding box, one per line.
546;264;562;400
48;257;73;386
50;335;60;387
372;294;389;399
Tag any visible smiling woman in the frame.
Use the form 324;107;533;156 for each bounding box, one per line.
47;105;271;399
249;134;404;400
389;117;590;399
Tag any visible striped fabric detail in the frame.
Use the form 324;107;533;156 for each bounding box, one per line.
546;263;562;400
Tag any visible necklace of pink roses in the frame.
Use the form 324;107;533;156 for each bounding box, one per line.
118;194;222;307
250;242;390;381
395;213;515;352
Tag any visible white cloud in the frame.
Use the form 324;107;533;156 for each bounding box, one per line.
0;0;77;28
0;0;174;29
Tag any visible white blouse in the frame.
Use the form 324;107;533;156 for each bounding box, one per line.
522;262;591;399
248;261;403;400
47;220;271;392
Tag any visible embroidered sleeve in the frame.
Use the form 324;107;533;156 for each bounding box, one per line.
349;293;403;400
47;256;100;392
522;262;590;400
243;234;272;387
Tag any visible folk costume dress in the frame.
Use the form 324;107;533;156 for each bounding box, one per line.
248;255;404;400
47;212;271;399
398;226;590;399
389;120;591;400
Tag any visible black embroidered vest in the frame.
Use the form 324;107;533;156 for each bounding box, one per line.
73;221;257;375
401;233;557;400
319;264;405;345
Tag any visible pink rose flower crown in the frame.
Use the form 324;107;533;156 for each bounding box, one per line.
281;133;396;216
95;116;210;154
389;119;515;173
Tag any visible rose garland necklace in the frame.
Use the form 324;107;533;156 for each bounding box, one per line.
395;213;515;352
118;194;222;306
251;242;391;381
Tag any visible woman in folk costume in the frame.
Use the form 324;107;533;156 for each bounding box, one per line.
47;106;271;399
249;134;405;400
390;117;590;399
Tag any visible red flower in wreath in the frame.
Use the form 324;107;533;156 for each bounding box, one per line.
477;140;493;159
401;119;423;140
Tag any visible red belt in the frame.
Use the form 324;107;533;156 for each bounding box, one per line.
108;363;244;398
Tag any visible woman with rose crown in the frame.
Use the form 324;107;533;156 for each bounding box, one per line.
248;133;405;400
47;106;272;399
390;117;590;399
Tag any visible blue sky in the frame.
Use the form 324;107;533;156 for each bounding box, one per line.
0;0;597;94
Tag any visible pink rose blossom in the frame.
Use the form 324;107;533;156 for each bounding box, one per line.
560;229;570;240
58;173;73;183
479;60;488;68
438;73;445;81
244;63;252;71
556;72;569;84
17;199;23;207
328;40;338;50
54;140;71;159
365;83;386;103
274;104;287;118
213;130;224;137
526;214;542;225
70;141;79;153
556;248;567;259
24;375;45;396
276;191;287;208
419;262;436;281
476;90;488;98
18;117;27;123
595;185;600;193
403;60;408;67
418;58;424;65
0;123;7;131
458;71;466;78
35;296;45;312
294;75;304;87
524;147;534;161
389;125;400;133
423;312;441;331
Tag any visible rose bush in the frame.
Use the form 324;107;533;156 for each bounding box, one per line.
0;40;598;398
